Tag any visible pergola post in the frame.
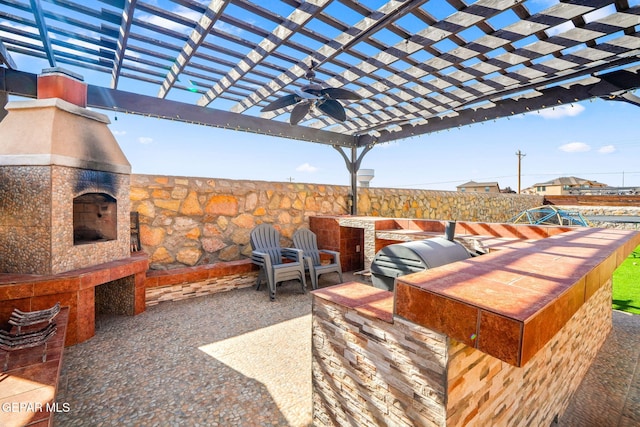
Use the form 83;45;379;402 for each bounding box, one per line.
350;146;358;215
0;90;7;122
333;144;374;216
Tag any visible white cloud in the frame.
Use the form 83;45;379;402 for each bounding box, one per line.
0;20;39;46
112;130;127;136
545;21;574;37
214;21;246;36
598;145;616;154
559;142;591;153
537;104;585;119
138;137;153;144
138;7;201;34
296;163;318;173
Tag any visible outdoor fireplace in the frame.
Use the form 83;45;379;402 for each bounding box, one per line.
0;68;148;345
0;68;131;275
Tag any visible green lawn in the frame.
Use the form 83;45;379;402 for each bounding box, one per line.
613;245;640;315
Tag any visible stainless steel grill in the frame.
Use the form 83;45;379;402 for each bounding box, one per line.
370;237;471;291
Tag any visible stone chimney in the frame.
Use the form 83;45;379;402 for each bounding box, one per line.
0;68;131;274
37;67;87;107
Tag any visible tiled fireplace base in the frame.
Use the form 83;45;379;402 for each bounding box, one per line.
0;253;148;346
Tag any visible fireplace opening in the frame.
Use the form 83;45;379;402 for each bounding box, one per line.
73;193;117;245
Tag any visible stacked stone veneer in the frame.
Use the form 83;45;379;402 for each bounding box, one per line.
131;174;542;270
313;296;448;426
144;259;258;306
312;280;612;426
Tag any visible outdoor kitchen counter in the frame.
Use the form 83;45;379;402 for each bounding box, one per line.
314;227;640;367
395;227;640;366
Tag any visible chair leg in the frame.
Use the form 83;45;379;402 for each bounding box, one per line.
300;268;307;293
299;273;306;293
255;269;264;291
268;277;276;301
266;275;278;301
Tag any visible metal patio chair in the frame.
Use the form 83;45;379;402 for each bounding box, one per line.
250;224;306;301
293;228;343;290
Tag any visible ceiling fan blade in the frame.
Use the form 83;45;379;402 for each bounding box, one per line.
290;102;311;125
261;94;300;112
296;88;322;99
320;87;362;100
317;99;346;122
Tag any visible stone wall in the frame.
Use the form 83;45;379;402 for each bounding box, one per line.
131;174;542;270
562;205;640;230
311;280;612;426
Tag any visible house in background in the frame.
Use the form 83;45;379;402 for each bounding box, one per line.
522;176;608;195
456;181;501;193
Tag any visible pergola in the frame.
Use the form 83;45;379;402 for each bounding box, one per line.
1;0;640;213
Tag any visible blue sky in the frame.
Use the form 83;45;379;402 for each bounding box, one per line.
100;98;640;192
118;98;640;191
3;0;640;191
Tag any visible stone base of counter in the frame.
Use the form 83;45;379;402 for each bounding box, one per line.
312;281;612;426
144;259;259;306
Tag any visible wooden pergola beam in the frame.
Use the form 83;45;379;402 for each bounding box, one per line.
358;65;640;146
0;39;16;69
0;68;355;147
29;0;56;67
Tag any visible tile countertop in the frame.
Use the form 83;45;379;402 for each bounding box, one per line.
393;227;640;367
0;307;69;427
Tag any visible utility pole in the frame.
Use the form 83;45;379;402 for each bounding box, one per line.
516;150;526;194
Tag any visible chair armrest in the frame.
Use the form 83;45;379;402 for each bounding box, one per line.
319;249;341;264
251;250;273;270
281;247;304;263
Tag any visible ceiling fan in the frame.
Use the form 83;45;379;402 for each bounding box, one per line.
261;61;362;125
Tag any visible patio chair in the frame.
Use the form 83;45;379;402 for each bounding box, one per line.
293;228;343;290
250;224;306;301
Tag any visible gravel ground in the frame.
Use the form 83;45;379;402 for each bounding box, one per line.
56;281;315;427
55;275;640;426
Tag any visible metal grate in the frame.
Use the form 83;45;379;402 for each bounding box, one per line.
130;211;141;252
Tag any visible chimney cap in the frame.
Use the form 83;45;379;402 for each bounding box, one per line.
40;67;84;82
